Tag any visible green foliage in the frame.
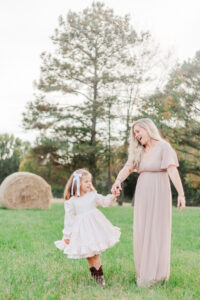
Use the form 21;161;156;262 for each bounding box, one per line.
51;184;64;198
0;205;199;299
21;3;199;205
139;51;200;205
123;172;139;202
22;2;158;186
19;144;68;197
0;134;30;184
170;160;200;206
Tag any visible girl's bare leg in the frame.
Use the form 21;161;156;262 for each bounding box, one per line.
87;256;94;268
92;255;101;269
86;254;101;269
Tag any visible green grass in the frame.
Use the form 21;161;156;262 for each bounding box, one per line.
0;204;199;300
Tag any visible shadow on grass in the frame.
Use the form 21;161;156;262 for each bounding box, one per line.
0;206;7;210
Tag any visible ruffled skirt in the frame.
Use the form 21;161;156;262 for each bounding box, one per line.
54;208;120;259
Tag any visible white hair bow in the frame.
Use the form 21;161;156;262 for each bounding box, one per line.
71;172;82;196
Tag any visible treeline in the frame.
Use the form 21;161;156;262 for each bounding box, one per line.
0;134;30;184
1;2;199;205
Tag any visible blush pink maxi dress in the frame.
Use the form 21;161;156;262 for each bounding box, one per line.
126;141;179;287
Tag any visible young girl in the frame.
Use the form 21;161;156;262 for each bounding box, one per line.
54;169;120;287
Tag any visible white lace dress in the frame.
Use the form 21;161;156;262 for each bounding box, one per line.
54;192;121;259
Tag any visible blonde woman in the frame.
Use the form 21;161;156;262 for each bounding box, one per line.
111;118;185;287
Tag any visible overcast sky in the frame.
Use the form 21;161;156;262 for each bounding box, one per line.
0;0;200;142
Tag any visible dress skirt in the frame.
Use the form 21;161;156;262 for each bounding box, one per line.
134;171;172;287
55;208;121;259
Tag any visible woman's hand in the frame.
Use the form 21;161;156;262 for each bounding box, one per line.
177;195;186;212
64;239;70;245
111;179;122;195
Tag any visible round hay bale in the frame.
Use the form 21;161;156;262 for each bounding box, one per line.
0;172;52;209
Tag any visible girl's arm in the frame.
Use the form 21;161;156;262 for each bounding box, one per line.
167;166;186;212
95;193;117;208
111;163;134;193
62;199;75;243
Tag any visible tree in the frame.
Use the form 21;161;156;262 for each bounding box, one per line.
23;2;160;189
0;134;30;184
139;51;200;205
19;143;67;198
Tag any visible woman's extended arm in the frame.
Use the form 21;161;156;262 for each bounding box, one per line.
111;163;134;193
167;165;186;212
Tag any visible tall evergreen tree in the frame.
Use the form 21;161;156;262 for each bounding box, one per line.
23;2;156;183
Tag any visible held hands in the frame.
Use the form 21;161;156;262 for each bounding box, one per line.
112;189;120;197
111;182;121;201
111;179;122;196
177;195;186;212
64;239;70;245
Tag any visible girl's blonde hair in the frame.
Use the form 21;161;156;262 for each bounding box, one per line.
64;169;95;200
127;118;163;169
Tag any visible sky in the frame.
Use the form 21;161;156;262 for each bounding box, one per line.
0;0;200;142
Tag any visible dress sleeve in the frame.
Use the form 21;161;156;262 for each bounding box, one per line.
161;142;179;169
62;199;75;239
95;193;115;208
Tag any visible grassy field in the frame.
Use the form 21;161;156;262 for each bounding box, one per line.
0;204;200;300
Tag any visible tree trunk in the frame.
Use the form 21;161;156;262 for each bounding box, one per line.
117;182;124;206
91;60;98;183
107;102;112;192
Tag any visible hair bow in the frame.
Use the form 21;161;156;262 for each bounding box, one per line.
71;172;82;196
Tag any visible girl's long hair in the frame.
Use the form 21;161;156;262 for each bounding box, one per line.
64;168;96;200
127;118;163;169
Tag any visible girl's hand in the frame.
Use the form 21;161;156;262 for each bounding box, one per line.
111;180;122;194
177;195;186;212
112;189;120;197
64;239;70;245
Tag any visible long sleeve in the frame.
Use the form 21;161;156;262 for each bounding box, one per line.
62;199;75;239
116;162;135;183
95;193;115;208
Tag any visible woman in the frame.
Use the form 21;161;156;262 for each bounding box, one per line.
112;118;185;287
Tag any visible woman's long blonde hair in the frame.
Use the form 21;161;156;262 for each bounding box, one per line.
64;168;95;200
127;118;163;169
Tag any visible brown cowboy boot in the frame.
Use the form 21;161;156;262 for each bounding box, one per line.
89;266;96;278
90;265;105;287
95;265;106;287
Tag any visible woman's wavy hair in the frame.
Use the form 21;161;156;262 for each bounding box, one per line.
127;118;163;169
64;168;96;200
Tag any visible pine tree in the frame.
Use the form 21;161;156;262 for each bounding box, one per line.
23;2;156;184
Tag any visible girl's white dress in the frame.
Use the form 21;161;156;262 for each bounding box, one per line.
54;192;121;259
